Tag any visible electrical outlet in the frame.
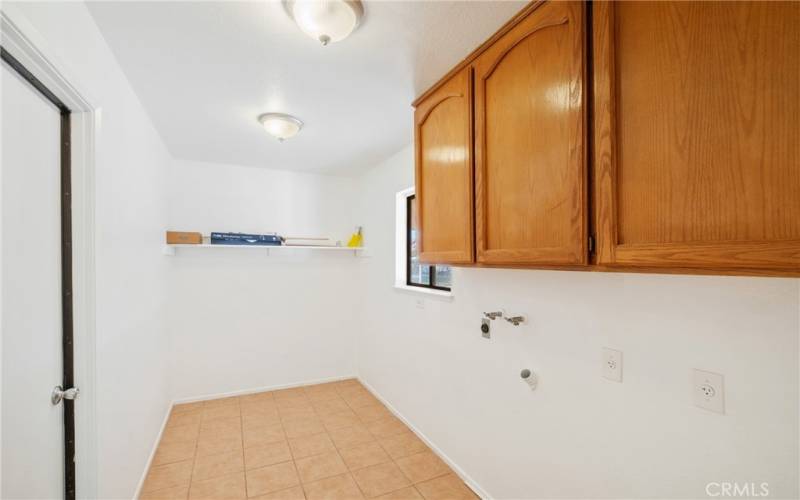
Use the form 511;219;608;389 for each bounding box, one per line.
693;369;725;414
602;348;623;382
415;298;425;309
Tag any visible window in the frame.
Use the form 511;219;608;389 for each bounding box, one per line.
406;194;451;291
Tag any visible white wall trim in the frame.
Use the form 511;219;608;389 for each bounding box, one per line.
358;378;491;500
173;374;359;404
1;9;98;499
132;403;173;500
393;284;453;300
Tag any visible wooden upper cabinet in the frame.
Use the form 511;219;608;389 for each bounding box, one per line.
414;66;474;264
473;1;587;266
593;1;800;272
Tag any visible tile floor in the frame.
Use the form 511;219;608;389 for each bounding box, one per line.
140;379;479;499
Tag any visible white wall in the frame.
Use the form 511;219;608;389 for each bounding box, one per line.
167;159;361;400
2;3;172;498
356;145;800;499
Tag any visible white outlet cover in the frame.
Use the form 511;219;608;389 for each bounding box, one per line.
602;347;623;382
693;369;725;414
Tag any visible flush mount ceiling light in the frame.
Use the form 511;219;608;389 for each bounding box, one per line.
283;0;365;46
258;113;303;141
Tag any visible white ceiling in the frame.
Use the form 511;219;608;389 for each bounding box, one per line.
87;1;525;175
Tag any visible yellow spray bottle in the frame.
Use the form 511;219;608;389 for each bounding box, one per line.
347;226;363;248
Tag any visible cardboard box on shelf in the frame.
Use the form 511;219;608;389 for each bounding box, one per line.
166;231;203;244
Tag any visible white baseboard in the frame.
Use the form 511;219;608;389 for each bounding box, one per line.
358;378;491;500
172;374;358;404
133;402;172;499
134;374;358;498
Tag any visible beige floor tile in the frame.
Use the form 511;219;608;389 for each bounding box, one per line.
204;397;240;409
242;401;279;417
327;425;375;451
245;441;293;470
337;442;391;471
243;412;282;429
394;452;450;484
273;387;307;400
153;439;197;466
333;379;362;388
168;410;204;428
302;473;364;500
244;423;286;449
140;484;190;499
377;433;427;460
351;405;391;424
343;394;380;409
173;402;205;414
240;391;275;404
277;398;315;413
351;462;411;498
163;424;201;443
201;416;242;434
143;460;194;493
311;398;350;415
364;417;407;439
193;450;245;482
246;462;301;497
196;433;243;457
320;410;361;432
288;433;336;459
337;387;369;399
279;406;317;421
295;451;348;484
283;417;326;439
203;404;241;421
304;385;341;402
251;485;306;500
375;487;423;500
414;475;477;500
189;471;247;499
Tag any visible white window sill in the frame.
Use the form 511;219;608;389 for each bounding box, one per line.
393;284;453;300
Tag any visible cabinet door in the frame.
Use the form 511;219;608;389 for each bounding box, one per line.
474;1;587;266
414;67;474;264
593;1;800;272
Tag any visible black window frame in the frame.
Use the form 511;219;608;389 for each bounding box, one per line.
406;194;451;292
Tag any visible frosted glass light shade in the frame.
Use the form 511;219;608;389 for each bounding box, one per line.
258;113;303;141
283;0;364;45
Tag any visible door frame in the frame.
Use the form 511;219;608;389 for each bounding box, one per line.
1;9;98;499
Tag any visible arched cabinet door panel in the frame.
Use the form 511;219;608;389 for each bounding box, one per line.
474;1;587;266
414;66;474;264
593;1;800;271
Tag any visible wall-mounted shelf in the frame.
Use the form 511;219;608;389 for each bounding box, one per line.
163;244;367;257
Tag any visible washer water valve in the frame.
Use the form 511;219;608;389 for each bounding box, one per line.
480;318;491;339
520;369;538;391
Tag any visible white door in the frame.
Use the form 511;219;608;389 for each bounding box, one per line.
1;60;66;499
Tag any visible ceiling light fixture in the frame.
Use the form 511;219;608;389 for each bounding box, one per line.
282;0;365;46
258;113;303;141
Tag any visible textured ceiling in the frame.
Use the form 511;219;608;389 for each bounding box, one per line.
87;1;525;175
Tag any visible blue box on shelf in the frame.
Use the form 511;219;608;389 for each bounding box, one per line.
210;232;282;246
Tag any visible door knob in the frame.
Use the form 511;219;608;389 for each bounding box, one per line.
51;385;79;405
